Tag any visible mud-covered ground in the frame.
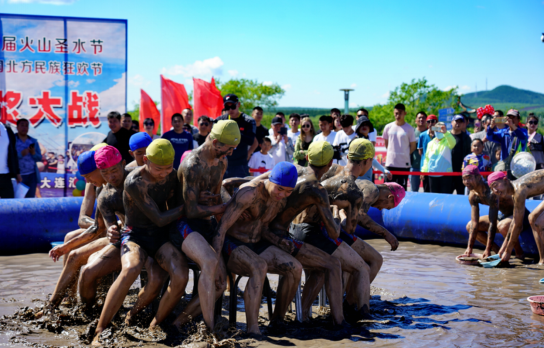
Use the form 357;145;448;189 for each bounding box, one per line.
1;240;544;348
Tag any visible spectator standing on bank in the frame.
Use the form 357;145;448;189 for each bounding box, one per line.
287;113;301;146
269;116;289;165
216;94;256;178
527;113;544;170
331;108;342;132
268;112;290;137
354;116;391;182
131;120;139;133
250;106;268;154
421;122;456;194
293;117;316;167
410;111;427;192
248;137;274;176
14;119;42;198
471;114;500;167
121;113;137;136
462;138;491;172
417;114;437;192
193;116;212;147
162;113;194;170
354;108;377;145
182;108;199;136
382;103;416;191
473;119;484;133
103;111;134;164
0;121;21;199
314;115;336;144
450;115;472;194
333;114;356;165
142;118;160;140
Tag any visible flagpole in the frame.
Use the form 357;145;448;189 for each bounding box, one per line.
160;75;164;136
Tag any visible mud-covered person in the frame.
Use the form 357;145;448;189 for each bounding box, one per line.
168;120;239;333
353;180;405;283
489;170;544;264
126;132;153;168
462;166;526;259
214;162;302;339
76;146;167;324
92;139;189;346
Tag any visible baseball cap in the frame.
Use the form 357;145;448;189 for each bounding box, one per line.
95;145;122;170
427;114;438;121
223;94;239;105
271;117;283;125
348;138;375;161
383;182;405;208
129;132;152;152
77;151;97;175
307;141;334;166
209;120;241;146
452;115;465;122
146;139;175;166
507;109;520;118
269;162;298;188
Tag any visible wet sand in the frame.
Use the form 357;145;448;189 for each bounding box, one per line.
1;240;544;347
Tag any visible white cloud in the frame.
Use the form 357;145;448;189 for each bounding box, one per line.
54;80;79;88
128;74;150;87
263;81;273;86
382;91;390;99
86;79;95;84
443;85;471;92
281;84;291;91
99;73;126;115
162;57;223;78
443;86;455;91
8;0;77;4
228;70;239;77
350;83;357;88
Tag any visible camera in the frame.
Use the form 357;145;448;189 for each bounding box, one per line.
495;117;507;124
279;127;287;136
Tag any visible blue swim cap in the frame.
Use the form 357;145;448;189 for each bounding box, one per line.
269;162;298;188
129;132;153;152
77;151;97;175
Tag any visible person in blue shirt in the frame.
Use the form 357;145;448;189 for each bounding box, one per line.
161;113;194;170
486;109;527;162
15;118;42;198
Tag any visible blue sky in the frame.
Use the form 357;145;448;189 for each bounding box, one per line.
1;0;543;110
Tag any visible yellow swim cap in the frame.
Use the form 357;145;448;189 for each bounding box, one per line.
146;139;175;166
210;120;241;146
348;138;375;161
308;141;334;166
90;143;107;151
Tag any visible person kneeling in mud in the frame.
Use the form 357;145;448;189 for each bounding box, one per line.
462;165;525;259
168;121;240;333
214;162;302;339
489;170;544;264
92;139;188;345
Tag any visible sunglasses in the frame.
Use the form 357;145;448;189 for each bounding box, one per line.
224;103;236;110
301;124;311;128
528;120;538;125
426;120;437;124
199;122;209;127
144;122;154;126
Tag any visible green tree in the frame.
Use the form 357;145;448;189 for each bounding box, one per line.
369;78;459;132
215;78;285;113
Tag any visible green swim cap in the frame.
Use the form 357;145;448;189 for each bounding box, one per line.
146;139;175;166
210;120;241;146
90;143;107;151
307;141;334;166
348;138;375;161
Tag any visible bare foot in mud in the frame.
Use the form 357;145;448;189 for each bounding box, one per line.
124;312;133;326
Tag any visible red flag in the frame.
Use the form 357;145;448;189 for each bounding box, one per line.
139;89;160;136
160;75;191;134
193;77;224;122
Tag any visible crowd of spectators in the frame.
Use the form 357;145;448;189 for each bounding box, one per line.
2;92;543;199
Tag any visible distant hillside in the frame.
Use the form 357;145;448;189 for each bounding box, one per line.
461;85;544;107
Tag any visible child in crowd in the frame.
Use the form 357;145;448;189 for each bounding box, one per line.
248;136;274;176
492;148;502;171
56;154;65;174
462;139;491;172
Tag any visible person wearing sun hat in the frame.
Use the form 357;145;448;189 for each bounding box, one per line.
92;138;189;345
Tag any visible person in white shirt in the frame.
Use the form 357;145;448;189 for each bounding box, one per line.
269;116;289;165
248;137;275;176
332;114;356;165
353;108;376;145
268;112;290;137
330;108;343;133
287;113;301;145
313;115;336;144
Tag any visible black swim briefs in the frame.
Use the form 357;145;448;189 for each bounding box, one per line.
222;235;273;263
118;225;169;259
289;222;342;255
169;217;217;250
498;208;531;231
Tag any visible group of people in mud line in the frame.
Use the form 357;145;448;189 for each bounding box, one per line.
40;94;544;345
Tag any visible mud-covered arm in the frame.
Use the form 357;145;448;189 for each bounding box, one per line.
222;178;252;197
126;180;183;227
465;193;480;255
212;187;256;255
315;190;341;240
78;183;97;228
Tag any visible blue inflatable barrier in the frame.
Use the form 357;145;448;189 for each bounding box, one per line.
0;197;86;255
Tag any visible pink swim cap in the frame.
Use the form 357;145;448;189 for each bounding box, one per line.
383;182;405;208
488;171;506;186
94;145;122;170
462;164;480;176
180;150;192;164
